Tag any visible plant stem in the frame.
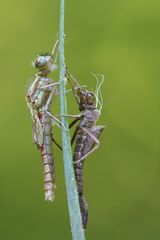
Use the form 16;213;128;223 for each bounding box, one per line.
59;0;85;239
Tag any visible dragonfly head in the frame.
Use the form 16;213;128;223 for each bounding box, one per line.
34;54;57;75
77;89;96;111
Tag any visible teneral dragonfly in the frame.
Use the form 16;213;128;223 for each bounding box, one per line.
26;41;62;201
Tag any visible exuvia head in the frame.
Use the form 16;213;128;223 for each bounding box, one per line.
76;74;104;113
77;89;96;111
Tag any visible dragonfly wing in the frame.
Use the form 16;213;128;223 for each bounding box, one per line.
32;109;44;147
27;102;44;147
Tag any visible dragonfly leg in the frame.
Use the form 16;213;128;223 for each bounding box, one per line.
71;126;79;146
52;86;85;96
64;67;81;105
76;143;100;164
65;85;86;94
51;134;62;151
68;118;81;146
47;111;70;131
41;82;60;91
65;67;80;87
73;126;100;164
80;126;100;144
46;111;62;128
54;114;82;119
44;92;54;111
69;117;81;129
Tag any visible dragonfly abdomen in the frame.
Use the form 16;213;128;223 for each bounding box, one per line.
73;163;88;229
73;130;88;228
40;112;55;201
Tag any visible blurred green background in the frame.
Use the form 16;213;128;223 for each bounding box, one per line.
0;0;159;239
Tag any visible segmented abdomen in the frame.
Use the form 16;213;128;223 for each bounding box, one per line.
39;111;55;201
73;126;104;229
73;128;88;229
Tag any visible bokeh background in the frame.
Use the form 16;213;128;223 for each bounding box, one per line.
0;0;159;239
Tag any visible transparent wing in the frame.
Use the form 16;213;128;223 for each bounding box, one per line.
27;101;44;147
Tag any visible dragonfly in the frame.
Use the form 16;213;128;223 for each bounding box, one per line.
26;40;62;202
63;71;105;229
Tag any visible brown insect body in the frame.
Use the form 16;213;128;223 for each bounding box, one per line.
72;89;105;229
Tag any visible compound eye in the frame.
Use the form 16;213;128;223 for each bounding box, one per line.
35;56;47;68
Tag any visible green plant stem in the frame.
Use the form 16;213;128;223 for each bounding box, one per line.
59;0;85;239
